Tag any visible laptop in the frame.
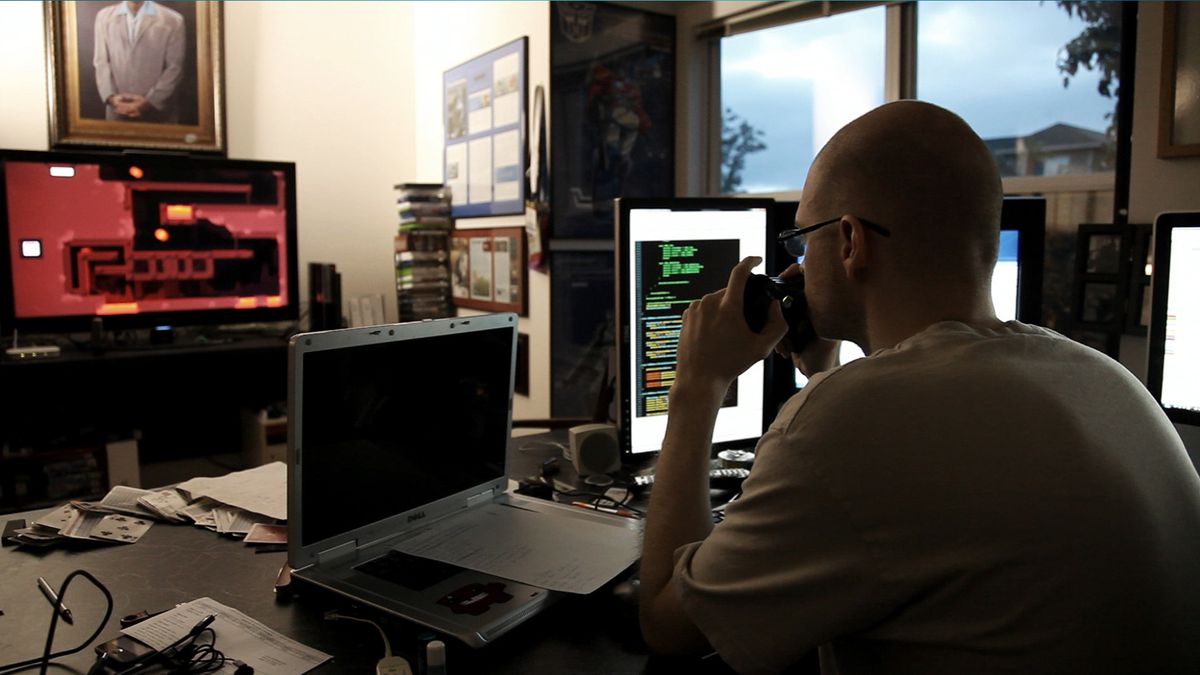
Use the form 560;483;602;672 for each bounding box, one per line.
286;314;642;647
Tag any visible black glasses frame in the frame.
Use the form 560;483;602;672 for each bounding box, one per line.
778;216;892;257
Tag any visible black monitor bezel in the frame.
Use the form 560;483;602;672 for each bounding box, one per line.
614;197;776;459
1146;212;1200;427
0;148;300;334
999;196;1046;325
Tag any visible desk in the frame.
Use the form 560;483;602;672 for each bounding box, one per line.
0;434;735;674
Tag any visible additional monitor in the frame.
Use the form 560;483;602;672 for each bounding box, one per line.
1147;212;1200;426
790;196;1046;388
615;198;775;457
0;149;299;333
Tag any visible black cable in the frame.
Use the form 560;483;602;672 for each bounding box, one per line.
0;569;114;675
121;622;227;675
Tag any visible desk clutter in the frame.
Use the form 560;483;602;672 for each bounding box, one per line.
2;462;287;550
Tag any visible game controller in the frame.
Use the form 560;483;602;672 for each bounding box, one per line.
743;273;817;353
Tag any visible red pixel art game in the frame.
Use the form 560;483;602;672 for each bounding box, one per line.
5;160;291;320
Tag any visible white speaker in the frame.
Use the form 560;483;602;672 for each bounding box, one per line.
567;423;620;476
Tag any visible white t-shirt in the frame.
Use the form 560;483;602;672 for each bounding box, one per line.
675;321;1200;675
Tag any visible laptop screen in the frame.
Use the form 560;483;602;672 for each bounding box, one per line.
298;325;514;547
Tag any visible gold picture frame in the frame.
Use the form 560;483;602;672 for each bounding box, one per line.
44;1;225;153
1157;2;1200;158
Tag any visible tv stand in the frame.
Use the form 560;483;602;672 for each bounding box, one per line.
0;335;289;467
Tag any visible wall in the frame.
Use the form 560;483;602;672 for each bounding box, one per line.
0;2;52;149
1127;2;1200;456
410;2;551;421
224;3;416;324
0;1;416;328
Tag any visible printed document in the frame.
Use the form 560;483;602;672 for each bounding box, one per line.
176;462;287;520
123;597;330;673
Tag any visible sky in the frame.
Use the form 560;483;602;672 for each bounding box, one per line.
721;1;1118;193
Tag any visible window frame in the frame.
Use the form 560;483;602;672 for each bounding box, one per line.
704;1;1125;201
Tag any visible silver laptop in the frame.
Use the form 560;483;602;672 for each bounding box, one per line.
286;314;641;647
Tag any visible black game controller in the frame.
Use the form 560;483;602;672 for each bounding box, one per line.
743;273;817;353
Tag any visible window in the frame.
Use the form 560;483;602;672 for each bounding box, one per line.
720;6;886;194
917;1;1122;178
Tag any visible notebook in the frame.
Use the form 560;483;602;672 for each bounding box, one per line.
286;314;642;647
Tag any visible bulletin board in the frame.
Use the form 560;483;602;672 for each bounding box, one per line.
443;37;529;218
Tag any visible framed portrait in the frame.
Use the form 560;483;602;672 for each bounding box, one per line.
44;1;226;153
450;227;527;315
1158;2;1200;158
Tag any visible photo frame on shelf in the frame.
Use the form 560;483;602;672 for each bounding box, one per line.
443;37;528;218
449;227;527;315
44;1;226;153
1157;2;1200;158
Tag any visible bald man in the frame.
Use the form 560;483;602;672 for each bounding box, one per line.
639;101;1200;674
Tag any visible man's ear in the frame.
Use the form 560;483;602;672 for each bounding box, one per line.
840;215;870;280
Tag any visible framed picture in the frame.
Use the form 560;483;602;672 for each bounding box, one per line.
443;37;528;218
450;227;527;315
1085;233;1122;274
1158;2;1200;158
44;1;226;153
550;2;675;238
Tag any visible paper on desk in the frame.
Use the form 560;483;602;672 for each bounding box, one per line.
99;486;158;518
392;503;642;594
122;597;330;674
176;462;287;520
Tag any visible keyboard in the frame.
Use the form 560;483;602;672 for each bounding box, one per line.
632;467;749;488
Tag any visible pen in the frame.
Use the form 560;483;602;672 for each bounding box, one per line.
36;576;73;625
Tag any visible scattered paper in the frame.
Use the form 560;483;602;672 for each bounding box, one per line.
99;486;159;519
138;489;190;522
176;462;286;520
122;597;330;673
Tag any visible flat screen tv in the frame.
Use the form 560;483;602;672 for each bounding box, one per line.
0;149;299;334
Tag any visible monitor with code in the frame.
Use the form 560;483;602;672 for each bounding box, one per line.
1147;212;1200;426
616;198;774;457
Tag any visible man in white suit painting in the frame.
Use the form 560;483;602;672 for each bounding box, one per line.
93;1;185;123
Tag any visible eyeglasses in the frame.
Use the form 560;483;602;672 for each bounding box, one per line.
778;216;892;258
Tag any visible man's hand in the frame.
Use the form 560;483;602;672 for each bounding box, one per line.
110;94;142;118
674;256;787;400
774;263;840;378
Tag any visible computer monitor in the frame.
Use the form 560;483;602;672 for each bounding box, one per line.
1147;212;1200;427
615;198;775;458
0;149;299;334
788;196;1046;388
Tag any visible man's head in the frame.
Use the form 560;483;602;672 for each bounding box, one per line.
795;100;1003;350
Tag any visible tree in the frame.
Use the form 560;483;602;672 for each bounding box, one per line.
1053;1;1122;134
721;108;767;194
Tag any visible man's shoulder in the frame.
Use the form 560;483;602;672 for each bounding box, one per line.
96;4;121;21
152;2;186;25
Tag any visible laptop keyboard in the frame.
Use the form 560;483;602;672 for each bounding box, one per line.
355;550;462;592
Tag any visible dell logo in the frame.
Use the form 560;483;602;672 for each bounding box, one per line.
407;511;425;523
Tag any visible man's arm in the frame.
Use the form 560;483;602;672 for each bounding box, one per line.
142;14;185;111
93;10;117;106
639;257;787;655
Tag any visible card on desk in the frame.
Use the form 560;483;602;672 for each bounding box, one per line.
244;523;287;544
